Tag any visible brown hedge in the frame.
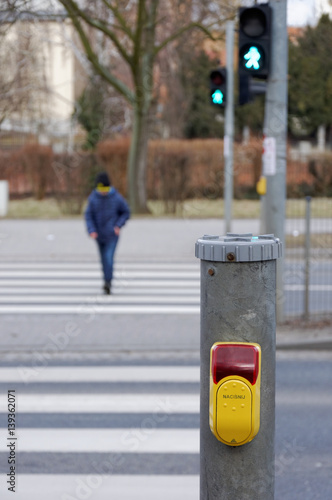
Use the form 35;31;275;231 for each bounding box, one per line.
0;139;329;207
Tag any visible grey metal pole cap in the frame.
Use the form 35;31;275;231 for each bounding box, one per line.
195;233;282;262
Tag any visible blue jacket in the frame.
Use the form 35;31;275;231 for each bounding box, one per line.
85;188;130;243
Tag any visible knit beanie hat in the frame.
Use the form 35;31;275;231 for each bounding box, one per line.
95;172;111;187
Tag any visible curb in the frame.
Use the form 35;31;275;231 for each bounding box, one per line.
276;339;332;351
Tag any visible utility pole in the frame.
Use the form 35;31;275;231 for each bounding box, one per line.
224;21;234;234
261;0;288;323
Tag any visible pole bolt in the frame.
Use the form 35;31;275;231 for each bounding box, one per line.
227;252;236;262
208;268;215;276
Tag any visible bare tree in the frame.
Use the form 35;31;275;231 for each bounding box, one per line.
55;0;236;213
2;0;236;211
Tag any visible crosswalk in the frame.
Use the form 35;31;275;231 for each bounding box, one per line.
1;258;331;499
0;360;200;499
0;261;200;314
0;259;202;497
1;260;331;317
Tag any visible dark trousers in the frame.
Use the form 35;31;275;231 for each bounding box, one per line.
97;237;119;283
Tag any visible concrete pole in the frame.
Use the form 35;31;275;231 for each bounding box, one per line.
224;21;234;234
262;0;288;323
196;233;282;500
0;181;9;217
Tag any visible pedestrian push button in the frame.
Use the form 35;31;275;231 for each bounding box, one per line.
210;342;261;446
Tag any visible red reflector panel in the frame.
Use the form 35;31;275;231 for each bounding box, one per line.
212;344;259;385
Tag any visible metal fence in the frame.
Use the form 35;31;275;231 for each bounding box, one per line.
284;197;332;320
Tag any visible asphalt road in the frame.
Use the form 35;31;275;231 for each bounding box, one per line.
0;351;331;499
275;351;332;500
283;260;332;316
0;218;331;262
0;218;330;321
0;218;331;499
0;256;330;351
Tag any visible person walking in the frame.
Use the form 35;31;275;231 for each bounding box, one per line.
85;172;130;294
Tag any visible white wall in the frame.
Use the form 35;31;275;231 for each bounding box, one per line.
41;20;75;124
1;18;80;140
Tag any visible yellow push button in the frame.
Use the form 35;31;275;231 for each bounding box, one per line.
216;379;252;445
256;176;267;196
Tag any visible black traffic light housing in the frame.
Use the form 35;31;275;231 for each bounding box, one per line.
239;74;267;106
238;4;272;80
209;68;227;108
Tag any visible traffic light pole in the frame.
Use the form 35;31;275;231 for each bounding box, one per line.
224;21;234;234
196;234;282;500
261;0;288;323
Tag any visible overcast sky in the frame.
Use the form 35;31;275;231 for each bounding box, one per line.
21;0;330;28
288;0;316;26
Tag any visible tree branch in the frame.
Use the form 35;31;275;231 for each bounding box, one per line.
100;0;134;40
59;0;133;66
154;19;229;56
60;1;134;104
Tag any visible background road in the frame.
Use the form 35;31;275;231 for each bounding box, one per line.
0;218;331;262
0;218;331;329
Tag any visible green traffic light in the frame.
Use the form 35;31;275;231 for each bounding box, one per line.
244;46;262;70
212;89;224;105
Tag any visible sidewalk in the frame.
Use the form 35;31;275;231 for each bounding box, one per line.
276;323;332;351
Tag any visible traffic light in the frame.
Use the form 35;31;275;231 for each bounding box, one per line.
239;74;267;106
238;5;272;79
209;68;227;108
239;74;251;106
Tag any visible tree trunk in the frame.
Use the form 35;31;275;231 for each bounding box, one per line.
127;105;150;214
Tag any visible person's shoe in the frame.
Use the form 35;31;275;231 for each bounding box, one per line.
103;282;111;295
